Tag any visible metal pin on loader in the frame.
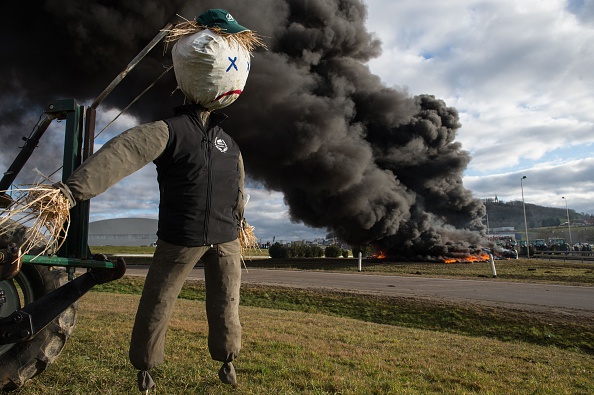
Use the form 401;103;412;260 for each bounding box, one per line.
0;243;22;281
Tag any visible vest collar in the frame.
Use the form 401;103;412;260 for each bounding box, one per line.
172;104;228;130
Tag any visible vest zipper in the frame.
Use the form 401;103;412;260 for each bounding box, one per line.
203;128;213;244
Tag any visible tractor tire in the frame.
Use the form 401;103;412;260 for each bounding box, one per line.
0;221;78;392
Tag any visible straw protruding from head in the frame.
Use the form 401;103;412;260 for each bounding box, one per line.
163;14;267;54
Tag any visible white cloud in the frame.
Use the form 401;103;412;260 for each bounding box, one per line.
243;187;328;242
365;0;594;214
93;107;141;145
464;157;594;214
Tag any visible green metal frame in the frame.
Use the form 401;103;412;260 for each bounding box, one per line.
20;99;112;270
3;25;172;275
22;255;115;270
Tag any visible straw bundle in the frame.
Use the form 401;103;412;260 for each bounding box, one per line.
163;17;267;53
239;218;259;259
0;185;70;257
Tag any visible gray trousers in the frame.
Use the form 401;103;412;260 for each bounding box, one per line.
129;238;242;370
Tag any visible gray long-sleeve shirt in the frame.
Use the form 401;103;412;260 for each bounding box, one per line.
62;120;245;220
66;121;169;200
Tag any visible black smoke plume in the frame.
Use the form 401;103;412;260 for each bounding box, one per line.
0;0;486;259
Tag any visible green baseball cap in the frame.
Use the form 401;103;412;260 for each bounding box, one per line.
196;9;250;34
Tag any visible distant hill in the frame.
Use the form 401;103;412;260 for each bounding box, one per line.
484;199;593;231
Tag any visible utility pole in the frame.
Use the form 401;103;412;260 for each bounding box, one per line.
521;176;530;257
562;196;573;247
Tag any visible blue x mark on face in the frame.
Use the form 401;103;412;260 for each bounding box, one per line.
226;57;238;72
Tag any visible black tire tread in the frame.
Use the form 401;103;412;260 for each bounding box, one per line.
0;222;77;392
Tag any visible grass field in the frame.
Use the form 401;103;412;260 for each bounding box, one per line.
106;256;594;287
14;290;594;395
90;245;594;285
11;255;594;394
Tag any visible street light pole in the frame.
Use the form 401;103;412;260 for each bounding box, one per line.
521;176;530;257
484;199;490;235
562;196;573;247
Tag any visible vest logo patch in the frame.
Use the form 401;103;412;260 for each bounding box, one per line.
215;138;228;153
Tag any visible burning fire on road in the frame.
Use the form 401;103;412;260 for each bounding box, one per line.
368;246;491;264
442;252;491;264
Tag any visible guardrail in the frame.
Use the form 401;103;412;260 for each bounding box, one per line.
533;250;594;262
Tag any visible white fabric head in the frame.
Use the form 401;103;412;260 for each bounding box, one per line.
172;29;251;110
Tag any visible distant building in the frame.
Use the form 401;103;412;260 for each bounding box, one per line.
486;226;517;241
492;227;515;232
88;218;158;246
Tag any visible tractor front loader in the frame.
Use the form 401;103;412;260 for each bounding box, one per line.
0;24;171;391
0;99;127;391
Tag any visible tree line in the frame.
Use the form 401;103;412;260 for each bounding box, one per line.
485;200;592;230
268;243;350;259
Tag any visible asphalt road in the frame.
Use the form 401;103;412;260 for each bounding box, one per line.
124;266;594;316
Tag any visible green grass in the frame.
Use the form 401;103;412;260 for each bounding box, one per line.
91;245;156;255
91;245;270;256
97;277;594;355
14;290;594;395
17;249;589;393
245;257;594;285
115;255;594;286
91;246;594;285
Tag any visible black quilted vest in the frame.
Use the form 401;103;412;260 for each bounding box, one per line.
155;105;241;246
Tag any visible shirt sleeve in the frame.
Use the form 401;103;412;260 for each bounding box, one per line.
66;120;169;201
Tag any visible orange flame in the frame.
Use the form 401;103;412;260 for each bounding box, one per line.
368;250;388;261
442;253;490;264
467;253;490;262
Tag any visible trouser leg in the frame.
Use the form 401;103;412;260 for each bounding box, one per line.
202;239;242;362
129;239;208;371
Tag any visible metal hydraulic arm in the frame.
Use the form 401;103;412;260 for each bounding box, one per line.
0;256;125;345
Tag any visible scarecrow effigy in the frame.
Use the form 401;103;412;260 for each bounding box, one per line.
1;8;264;393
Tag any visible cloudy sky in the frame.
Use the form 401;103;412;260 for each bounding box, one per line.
365;0;594;216
8;0;594;243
